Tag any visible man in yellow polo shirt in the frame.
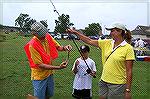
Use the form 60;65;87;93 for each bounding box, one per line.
24;22;72;99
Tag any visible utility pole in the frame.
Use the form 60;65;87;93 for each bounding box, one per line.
147;0;150;26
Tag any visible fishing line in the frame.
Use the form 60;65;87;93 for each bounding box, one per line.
49;1;118;96
49;0;60;17
49;0;96;78
49;0;70;62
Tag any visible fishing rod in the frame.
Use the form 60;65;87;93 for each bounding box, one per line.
49;0;96;78
49;0;60;16
49;0;70;61
49;2;116;97
71;35;96;78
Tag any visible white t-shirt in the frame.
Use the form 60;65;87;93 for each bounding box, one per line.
134;40;139;47
72;57;96;90
138;39;145;47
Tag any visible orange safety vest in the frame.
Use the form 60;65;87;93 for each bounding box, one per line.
24;33;58;68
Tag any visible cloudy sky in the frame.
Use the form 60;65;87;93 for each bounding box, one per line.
1;0;150;34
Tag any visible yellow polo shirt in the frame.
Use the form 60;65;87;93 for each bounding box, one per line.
29;36;60;80
98;39;135;84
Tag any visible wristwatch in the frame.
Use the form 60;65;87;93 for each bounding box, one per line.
125;88;130;92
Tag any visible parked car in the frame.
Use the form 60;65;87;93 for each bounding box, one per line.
67;34;80;40
62;34;69;39
54;33;61;40
88;36;99;40
48;32;56;38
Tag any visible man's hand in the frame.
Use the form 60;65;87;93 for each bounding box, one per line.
59;60;68;69
64;44;72;52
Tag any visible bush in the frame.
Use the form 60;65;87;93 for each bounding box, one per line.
0;32;7;42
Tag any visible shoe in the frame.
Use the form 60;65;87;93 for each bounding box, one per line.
26;94;38;99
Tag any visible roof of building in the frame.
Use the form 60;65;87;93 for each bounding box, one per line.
131;25;150;36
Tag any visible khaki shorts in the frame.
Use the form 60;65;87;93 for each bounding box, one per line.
99;80;126;99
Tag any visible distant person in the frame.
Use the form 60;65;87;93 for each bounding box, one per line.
67;23;135;99
134;38;139;56
72;45;96;99
137;38;146;56
24;22;72;99
134;38;139;48
138;38;145;48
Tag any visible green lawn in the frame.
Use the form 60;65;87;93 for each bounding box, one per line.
0;34;150;99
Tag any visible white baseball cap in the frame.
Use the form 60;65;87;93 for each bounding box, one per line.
106;23;126;31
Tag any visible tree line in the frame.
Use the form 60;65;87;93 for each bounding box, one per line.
15;13;102;37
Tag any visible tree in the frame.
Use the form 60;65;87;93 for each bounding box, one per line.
0;24;3;29
15;13;36;33
83;23;102;36
40;20;48;28
54;14;74;35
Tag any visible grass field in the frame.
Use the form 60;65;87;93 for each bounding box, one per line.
0;33;150;99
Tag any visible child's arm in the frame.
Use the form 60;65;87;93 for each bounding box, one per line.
90;60;96;77
72;60;79;74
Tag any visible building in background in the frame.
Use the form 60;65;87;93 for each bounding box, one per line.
131;25;150;39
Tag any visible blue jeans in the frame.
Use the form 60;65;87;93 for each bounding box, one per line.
32;75;54;99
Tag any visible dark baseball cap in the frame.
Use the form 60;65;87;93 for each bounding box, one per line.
80;45;90;53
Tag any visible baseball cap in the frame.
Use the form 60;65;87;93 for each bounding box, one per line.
105;23;126;31
31;22;48;37
80;45;90;53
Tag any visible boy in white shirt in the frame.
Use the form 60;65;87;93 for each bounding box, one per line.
72;45;96;99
